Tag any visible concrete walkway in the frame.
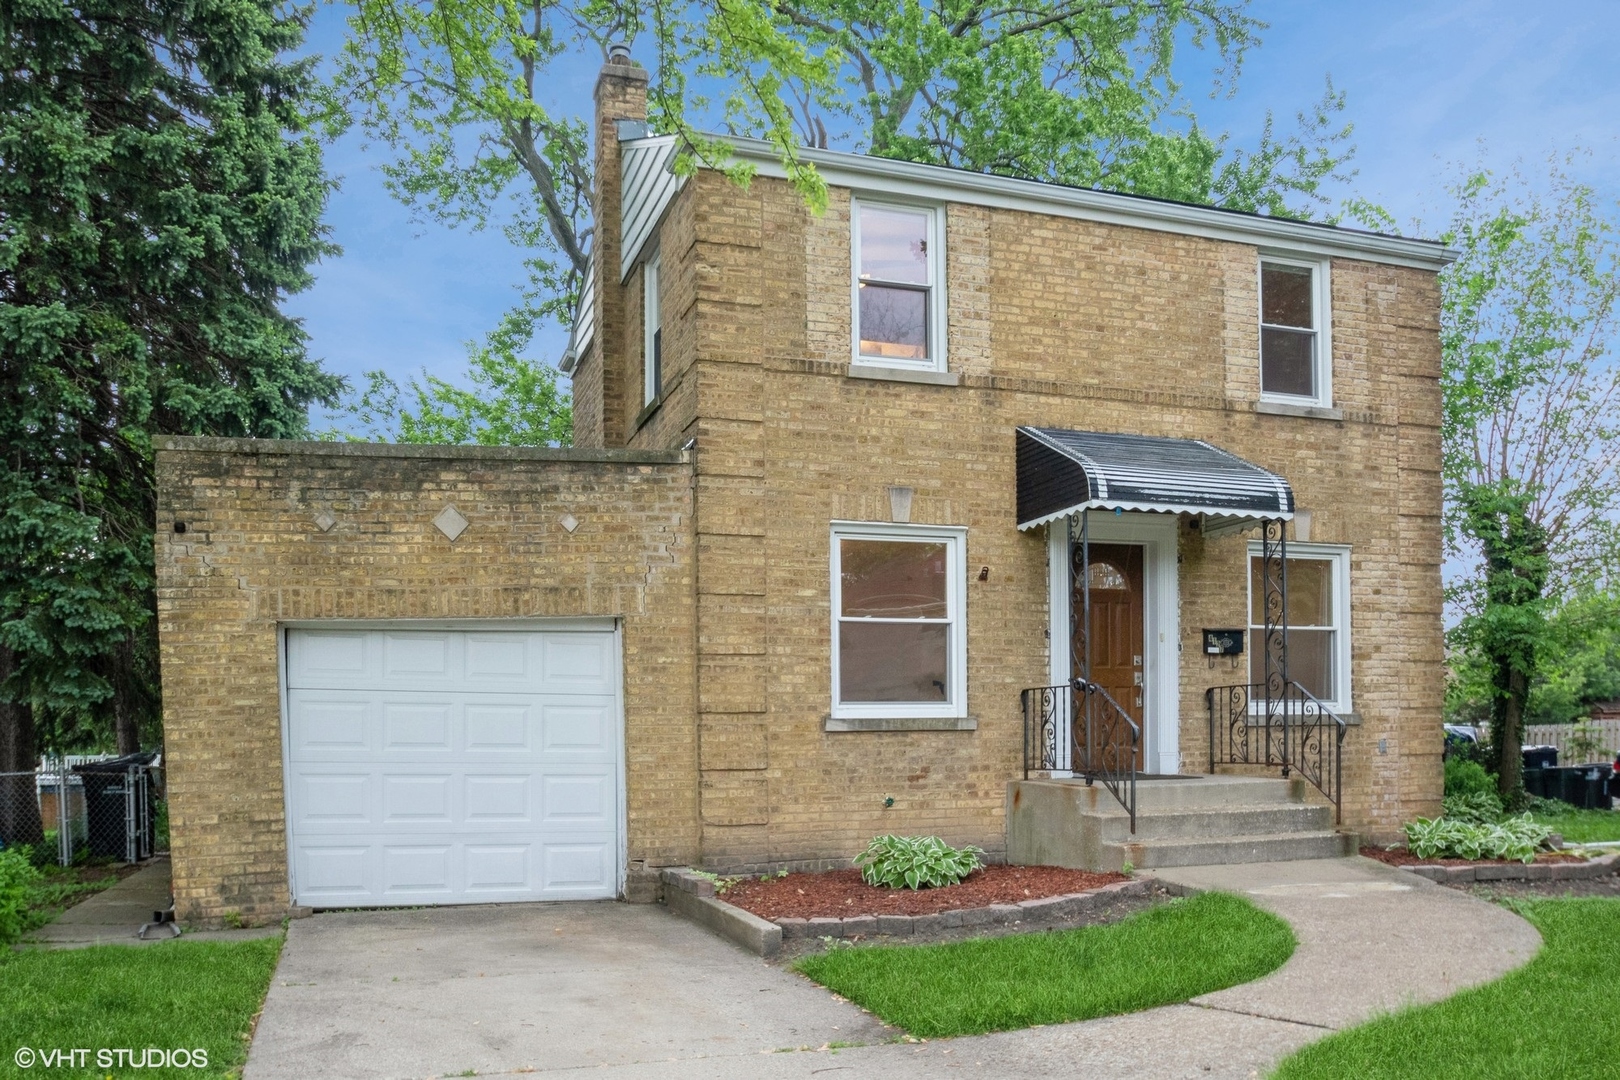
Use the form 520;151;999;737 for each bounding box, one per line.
22;856;281;949
244;855;1540;1080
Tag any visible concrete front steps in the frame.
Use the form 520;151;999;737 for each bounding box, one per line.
1006;774;1354;872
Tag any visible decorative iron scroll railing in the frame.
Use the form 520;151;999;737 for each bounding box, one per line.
1205;681;1346;822
1021;680;1139;832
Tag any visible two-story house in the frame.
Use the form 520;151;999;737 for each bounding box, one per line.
154;52;1451;925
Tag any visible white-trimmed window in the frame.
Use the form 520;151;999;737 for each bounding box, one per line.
643;251;661;406
852;200;946;371
1259;257;1331;405
831;522;966;719
1246;542;1351;713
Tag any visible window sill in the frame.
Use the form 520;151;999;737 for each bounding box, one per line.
633;393;664;433
1256;400;1343;421
824;714;977;732
847;364;960;387
1246;709;1360;725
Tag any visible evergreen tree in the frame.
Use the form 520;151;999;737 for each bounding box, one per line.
0;0;341;841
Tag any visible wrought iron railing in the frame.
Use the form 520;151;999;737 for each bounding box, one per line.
1205;681;1346;822
1021;680;1139;832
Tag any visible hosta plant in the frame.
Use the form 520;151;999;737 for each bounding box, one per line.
1441;790;1505;824
856;835;984;890
1404;813;1552;864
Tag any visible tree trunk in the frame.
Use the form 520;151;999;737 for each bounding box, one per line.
112;636;141;756
0;644;47;847
1491;659;1527;803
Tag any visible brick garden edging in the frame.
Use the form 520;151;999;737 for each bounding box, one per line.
660;867;1154;956
1395;851;1619;885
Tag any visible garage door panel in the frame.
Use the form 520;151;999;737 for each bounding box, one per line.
465;774;531;822
382;774;453;822
297;774;371;823
383;702;454;750
383;845;454;895
285;628;621;906
541;635;614;692
288;696;371;751
541;843;615;896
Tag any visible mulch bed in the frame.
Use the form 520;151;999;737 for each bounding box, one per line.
1360;845;1586;867
719;865;1128;920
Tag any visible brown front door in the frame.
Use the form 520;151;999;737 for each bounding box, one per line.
1071;542;1146;769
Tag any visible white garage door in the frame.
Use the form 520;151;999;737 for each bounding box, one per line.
283;627;621;906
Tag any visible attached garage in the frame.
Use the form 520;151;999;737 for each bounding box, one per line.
281;624;624;907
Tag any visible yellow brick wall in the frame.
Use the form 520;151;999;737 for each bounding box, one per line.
154;439;697;923
590;172;1444;864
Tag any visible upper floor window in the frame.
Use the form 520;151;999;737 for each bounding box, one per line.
853;201;945;371
643;251;661;406
1260;258;1330;405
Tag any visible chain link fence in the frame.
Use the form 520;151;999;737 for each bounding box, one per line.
0;754;163;867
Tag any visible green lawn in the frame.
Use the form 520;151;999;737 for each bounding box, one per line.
795;891;1294;1038
1271;897;1618;1080
0;937;283;1079
1528;805;1620;844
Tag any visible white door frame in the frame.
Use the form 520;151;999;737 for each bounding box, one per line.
275;617;628;903
1047;513;1181;775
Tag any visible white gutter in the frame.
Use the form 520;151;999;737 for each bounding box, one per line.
720;136;1457;272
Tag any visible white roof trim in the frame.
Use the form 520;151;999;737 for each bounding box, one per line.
721;137;1456;271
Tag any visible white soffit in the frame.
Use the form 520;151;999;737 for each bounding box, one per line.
721;137;1456;272
560;255;595;375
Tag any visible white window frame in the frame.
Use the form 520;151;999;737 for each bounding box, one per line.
1245;541;1352;714
850;198;948;373
643;250;661;406
1257;254;1332;408
830;521;967;720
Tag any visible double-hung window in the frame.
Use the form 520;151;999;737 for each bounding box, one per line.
831;523;966;719
1259;258;1330;405
853;201;945;371
643;251;662;406
1247;543;1351;713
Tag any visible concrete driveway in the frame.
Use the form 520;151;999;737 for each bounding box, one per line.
246;857;1541;1080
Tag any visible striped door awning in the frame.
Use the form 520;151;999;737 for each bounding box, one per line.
1016;427;1294;532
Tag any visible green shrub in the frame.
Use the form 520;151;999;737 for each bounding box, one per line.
855;835;983;890
0;847;42;945
1404;813;1552;863
1441;790;1504;823
1443;756;1496;799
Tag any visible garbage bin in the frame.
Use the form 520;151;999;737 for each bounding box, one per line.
1522;745;1558;771
73;752;158;861
1522;767;1546;798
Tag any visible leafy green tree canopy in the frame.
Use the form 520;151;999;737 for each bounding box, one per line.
321;0;1360;413
1440;156;1620;798
0;0;341;768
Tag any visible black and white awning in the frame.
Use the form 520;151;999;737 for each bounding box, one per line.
1016;427;1294;533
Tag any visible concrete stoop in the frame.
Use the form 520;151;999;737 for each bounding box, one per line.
1007;774;1355;871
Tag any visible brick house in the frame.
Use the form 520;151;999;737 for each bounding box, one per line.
154;54;1452;925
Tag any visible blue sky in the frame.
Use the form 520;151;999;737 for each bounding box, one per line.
289;0;1620;425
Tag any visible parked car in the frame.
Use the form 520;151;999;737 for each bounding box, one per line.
1443;724;1482;760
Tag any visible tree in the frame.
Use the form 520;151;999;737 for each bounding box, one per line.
322;0;1359;431
0;0;341;840
1441;157;1620;802
328;316;572;445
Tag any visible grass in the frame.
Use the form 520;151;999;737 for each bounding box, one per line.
0;936;283;1079
1527;805;1620;844
794;891;1294;1038
19;863;127;936
1271;897;1619;1080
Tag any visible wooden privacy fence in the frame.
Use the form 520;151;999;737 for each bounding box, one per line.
1524;719;1620;763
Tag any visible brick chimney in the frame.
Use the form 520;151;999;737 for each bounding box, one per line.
584;45;649;448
